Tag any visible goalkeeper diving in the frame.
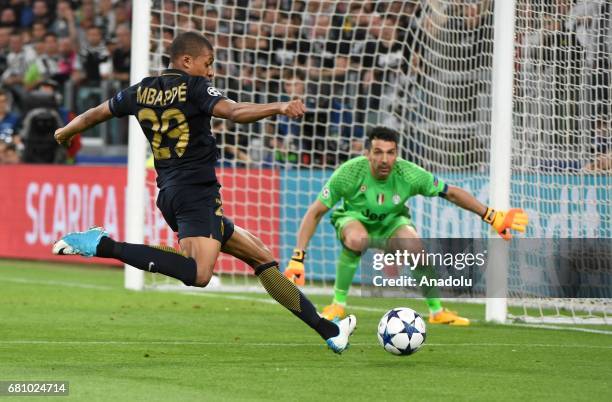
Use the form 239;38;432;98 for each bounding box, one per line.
284;127;528;325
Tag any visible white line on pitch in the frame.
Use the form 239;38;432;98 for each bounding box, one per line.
0;276;114;290
2;276;611;336
1;340;611;349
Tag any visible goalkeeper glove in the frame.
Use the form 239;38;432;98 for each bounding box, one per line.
482;208;528;240
283;249;306;286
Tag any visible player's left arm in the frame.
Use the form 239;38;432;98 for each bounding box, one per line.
213;98;305;124
54;101;113;145
442;185;528;240
407;161;528;240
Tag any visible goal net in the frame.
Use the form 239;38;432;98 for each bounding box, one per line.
130;0;611;324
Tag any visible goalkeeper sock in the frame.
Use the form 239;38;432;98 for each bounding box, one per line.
332;247;361;306
254;262;339;340
426;298;443;315
412;265;442;313
96;236;197;286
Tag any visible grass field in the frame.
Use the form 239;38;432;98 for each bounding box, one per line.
1;260;611;402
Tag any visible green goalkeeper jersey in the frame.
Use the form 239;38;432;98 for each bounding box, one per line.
317;156;446;231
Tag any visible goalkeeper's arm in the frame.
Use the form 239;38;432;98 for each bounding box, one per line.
442;185;528;240
284;200;330;285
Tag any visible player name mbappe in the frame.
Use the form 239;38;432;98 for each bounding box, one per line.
136;83;187;106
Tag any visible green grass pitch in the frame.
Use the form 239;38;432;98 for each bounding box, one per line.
1;260;611;402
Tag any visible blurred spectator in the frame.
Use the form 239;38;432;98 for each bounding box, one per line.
56;36;81;85
0;142;21;164
111;24;130;85
0;26;10;72
50;1;78;41
16;0;34;28
269;11;307;68
276;69;358;166
584;117;611;172
23;39;47;88
0;8;19;29
356;14;414;128
303;14;350;89
98;0;116;39
1;31;28;88
23;33;63;90
0;88;20;144
113;1;131;30
176;1;197;34
79;26;111;85
76;1;99;47
214;119;250;165
32;0;54;28
569;0;611;131
30;21;47;43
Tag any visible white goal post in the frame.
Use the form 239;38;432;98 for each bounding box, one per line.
124;0;611;325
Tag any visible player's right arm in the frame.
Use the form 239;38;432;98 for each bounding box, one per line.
284;200;329;285
212;98;305;124
285;162;352;285
54;101;113;145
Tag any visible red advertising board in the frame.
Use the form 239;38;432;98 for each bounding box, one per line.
0;165;280;274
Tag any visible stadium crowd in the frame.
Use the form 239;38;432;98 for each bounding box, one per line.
0;0;609;170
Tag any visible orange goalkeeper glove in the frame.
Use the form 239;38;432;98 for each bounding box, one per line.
283;249;306;286
482;208;529;240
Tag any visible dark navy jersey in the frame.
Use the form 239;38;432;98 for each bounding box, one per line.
109;68;226;189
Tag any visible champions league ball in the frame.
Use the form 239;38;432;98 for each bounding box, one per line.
377;308;427;355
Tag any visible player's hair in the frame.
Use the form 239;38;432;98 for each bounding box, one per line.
169;32;213;61
366;126;400;149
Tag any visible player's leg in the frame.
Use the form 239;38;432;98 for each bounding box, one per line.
53;184;222;288
52;227;209;287
322;219;368;321
387;225;469;326
221;224;356;353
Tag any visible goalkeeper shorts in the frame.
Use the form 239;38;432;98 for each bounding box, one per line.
332;215;415;249
156;183;234;244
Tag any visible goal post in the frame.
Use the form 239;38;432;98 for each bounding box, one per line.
124;0;151;291
485;0;516;323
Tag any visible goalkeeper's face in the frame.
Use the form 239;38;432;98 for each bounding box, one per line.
367;139;398;180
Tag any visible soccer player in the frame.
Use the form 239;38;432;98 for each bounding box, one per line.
51;32;355;353
284;127;528;325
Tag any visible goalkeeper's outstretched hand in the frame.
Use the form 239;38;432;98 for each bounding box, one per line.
482;208;528;240
283;249;306;286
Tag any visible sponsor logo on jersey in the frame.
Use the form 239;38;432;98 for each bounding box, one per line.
360;185;367;192
362;209;387;222
322;187;330;199
377;193;385;205
207;86;223;97
392;194;401;205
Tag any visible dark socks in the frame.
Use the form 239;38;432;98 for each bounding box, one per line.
96;236;197;286
254;262;339;340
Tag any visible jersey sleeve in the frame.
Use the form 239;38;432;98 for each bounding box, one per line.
397;160;447;197
194;78;227;115
317;161;359;208
108;84;138;117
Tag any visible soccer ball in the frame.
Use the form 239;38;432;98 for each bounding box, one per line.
377;307;427;355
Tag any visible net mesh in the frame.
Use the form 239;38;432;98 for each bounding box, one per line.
139;0;611;323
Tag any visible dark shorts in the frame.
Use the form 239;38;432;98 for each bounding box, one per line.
156;183;235;244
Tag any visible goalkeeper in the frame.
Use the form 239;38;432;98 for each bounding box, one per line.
284;127;528;325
